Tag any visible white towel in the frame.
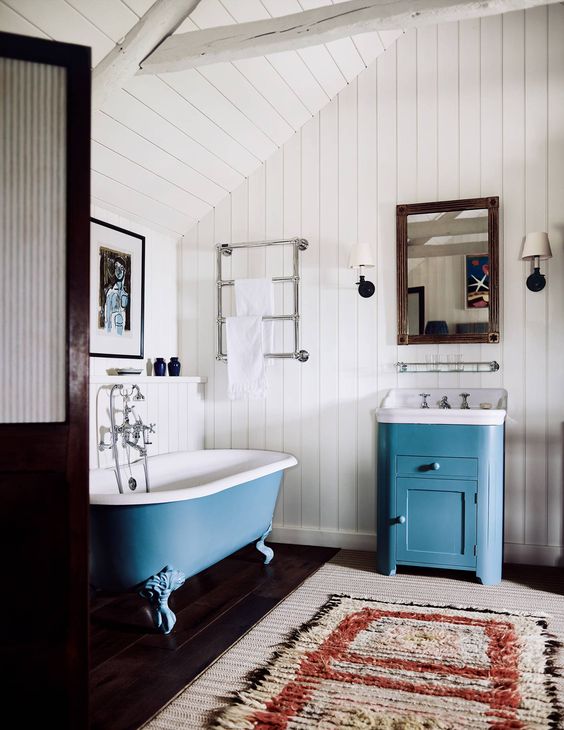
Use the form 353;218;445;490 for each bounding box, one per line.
226;316;267;400
234;278;274;355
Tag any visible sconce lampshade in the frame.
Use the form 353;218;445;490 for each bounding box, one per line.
521;232;552;261
348;243;375;269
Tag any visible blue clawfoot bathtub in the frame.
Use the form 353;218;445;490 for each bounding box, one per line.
89;449;296;633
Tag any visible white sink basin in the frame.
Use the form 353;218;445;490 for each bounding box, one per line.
377;388;507;425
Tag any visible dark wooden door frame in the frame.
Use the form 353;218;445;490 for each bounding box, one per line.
0;32;91;728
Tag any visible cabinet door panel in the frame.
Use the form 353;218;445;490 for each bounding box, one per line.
396;478;477;568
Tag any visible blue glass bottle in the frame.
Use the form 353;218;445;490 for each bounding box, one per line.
154;357;166;376
168;357;181;376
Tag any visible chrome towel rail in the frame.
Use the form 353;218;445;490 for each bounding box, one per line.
216;238;309;363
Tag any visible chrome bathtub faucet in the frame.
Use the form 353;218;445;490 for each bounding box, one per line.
99;383;156;494
419;393;431;409
439;395;451;409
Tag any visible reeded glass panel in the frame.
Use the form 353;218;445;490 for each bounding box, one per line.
0;58;67;422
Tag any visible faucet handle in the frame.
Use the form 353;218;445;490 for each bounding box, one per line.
459;392;470;409
419;393;431;409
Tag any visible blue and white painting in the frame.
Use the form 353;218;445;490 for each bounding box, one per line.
98;247;131;336
465;255;489;309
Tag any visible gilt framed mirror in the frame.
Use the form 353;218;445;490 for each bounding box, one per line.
397;196;499;345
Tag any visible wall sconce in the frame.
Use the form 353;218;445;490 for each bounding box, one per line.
521;232;552;292
348;243;375;298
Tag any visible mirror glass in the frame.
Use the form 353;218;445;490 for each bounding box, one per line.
397;197;499;344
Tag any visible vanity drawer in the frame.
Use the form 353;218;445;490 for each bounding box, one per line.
396;455;477;479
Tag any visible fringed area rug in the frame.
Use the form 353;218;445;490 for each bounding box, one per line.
210;595;561;730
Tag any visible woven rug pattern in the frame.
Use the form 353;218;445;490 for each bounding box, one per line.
143;551;564;729
211;595;560;729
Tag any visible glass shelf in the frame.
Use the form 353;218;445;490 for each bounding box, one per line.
397;361;500;373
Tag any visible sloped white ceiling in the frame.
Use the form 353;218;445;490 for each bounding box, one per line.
0;0;402;236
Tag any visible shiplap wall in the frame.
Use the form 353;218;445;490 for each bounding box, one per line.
180;6;564;565
89;207;206;470
89;377;205;470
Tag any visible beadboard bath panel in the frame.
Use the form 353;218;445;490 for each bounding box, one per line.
89;377;206;469
180;7;564;567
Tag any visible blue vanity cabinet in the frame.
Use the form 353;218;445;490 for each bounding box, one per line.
376;423;504;585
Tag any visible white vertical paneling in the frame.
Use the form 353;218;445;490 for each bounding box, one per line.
180;225;198;375
502;10;526;544
524;6;548;546
89;380;205;469
457;18;483;392
479;15;503;389
282;132;302;527
318;97;340;532
356;62;378;535
413;26;440;392
264;149;285;525
213;195;232;449
300;115;321;529
178;382;189;451
337;79;358;533
416;26;438;201
0;59;66;423
194;216;215;450
168;384;180;453
178;7;564;563
147;382;160;454
547;4;564;548
376;34;398;420
437;23;459;199
230;181;250;449
396;32;417;205
157;382;170;453
247;165;267;451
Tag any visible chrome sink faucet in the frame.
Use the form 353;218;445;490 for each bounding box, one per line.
419;393;430;409
459;393;470;409
438;395;451;409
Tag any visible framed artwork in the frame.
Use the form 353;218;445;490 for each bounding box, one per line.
465;254;489;310
90;218;145;358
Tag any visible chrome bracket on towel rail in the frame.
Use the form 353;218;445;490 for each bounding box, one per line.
216;238;309;364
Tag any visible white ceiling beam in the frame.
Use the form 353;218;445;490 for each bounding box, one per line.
408;241;488;258
93;0;202;112
408;216;488;238
138;0;560;75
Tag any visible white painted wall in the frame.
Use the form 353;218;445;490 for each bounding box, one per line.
89;207;208;470
179;6;564;566
89;376;205;470
90;205;180;378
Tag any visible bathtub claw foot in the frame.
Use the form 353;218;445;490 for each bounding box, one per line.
256;521;274;565
139;565;185;634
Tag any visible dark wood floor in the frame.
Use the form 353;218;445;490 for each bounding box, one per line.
89;542;338;730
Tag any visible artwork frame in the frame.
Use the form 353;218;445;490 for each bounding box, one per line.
464;254;489;310
90;218;145;358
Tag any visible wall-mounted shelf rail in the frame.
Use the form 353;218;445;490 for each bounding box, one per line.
216;238;309;363
397;360;500;373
